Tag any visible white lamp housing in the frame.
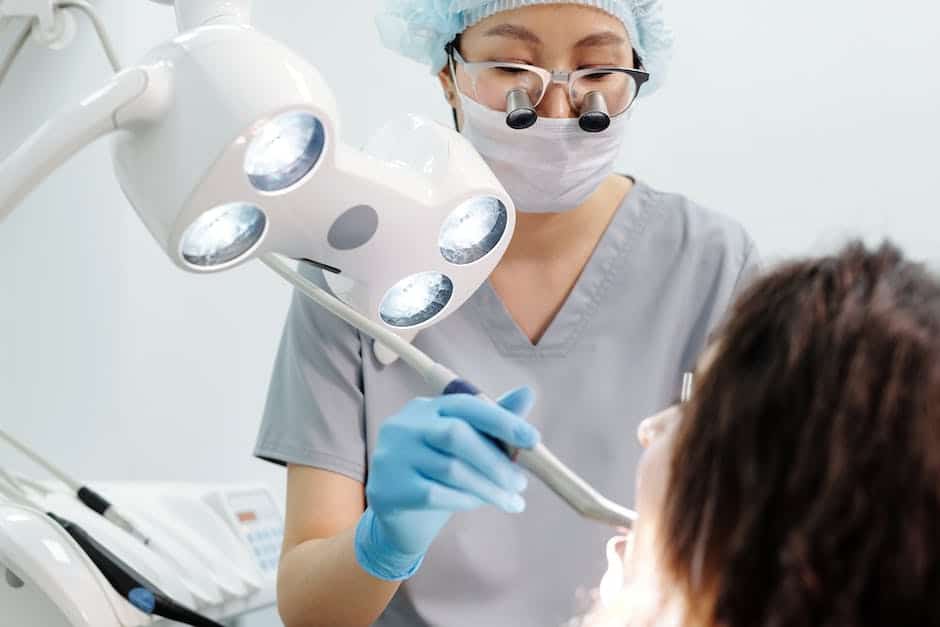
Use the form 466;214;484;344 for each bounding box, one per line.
1;1;515;350
0;1;639;529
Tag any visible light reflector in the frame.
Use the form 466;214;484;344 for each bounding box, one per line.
379;272;454;327
181;202;266;268
439;196;508;265
245;111;325;192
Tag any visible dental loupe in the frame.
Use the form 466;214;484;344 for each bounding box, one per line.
578;91;612;132
0;0;635;530
506;89;610;133
505;88;539;130
505;88;611;132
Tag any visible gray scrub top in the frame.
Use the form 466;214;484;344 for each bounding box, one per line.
255;180;760;627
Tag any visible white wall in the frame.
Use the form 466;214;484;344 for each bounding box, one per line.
1;1;938;625
633;0;940;264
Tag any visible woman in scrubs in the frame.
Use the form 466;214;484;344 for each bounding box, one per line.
255;2;759;626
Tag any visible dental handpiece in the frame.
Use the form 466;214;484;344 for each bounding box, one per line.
264;255;639;530
47;512;224;627
441;378;637;530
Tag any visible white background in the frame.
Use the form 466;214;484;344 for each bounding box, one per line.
1;1;938;625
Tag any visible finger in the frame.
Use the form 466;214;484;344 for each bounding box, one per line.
369;474;487;513
424;418;528;492
496;386;536;418
415;449;526;513
435;394;540;449
417;477;490;512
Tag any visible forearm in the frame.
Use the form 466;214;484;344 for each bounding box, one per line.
276;526;402;627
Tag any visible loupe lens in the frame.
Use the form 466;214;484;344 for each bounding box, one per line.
571;70;638;117
475;66;544;112
245;111;325;192
439;197;508;265
380;272;454;327
181;202;266;268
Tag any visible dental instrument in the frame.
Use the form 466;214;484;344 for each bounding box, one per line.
0;427;244;605
0;469;224;627
264;254;638;528
681;372;694;403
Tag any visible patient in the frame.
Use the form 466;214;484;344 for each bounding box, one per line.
618;241;940;627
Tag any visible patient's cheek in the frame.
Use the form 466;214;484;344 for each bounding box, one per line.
635;426;674;525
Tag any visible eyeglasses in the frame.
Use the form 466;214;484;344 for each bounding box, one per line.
448;47;650;130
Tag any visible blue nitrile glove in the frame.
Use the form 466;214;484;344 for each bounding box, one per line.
354;387;540;581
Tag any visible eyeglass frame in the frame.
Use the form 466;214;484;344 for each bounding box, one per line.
446;44;651;115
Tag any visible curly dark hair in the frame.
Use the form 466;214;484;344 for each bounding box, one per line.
660;242;940;627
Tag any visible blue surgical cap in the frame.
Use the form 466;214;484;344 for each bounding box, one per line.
377;0;674;93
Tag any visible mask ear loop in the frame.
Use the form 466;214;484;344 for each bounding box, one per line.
445;42;462;131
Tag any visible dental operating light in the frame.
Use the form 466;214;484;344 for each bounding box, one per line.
0;0;636;531
243;111;326;192
180;202;268;268
439;196;509;265
380;272;455;328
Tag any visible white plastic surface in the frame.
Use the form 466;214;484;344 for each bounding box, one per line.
1;11;514;367
2;481;280;626
174;0;252;30
40;492;198;611
201;484;283;576
108;22;513;353
0;68;149;222
1;0;56;37
0;503;127;627
93;482;260;600
103;506;225;607
30;6;76;50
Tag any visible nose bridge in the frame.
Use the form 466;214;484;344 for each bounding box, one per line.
538;70;576;118
549;70;571;85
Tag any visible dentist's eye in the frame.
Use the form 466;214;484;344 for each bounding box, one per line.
495;66;530;75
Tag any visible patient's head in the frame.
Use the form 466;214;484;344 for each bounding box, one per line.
641;241;940;627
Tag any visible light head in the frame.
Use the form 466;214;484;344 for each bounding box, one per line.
1;1;515;351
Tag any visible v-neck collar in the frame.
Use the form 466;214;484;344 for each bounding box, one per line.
468;180;660;358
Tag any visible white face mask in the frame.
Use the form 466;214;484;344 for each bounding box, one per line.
457;92;629;214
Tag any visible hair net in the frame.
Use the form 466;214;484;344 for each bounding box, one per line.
376;0;673;93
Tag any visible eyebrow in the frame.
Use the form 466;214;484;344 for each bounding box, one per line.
482;24;542;45
483;25;627;50
574;32;628;48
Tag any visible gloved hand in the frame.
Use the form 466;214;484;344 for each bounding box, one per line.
354;387;540;581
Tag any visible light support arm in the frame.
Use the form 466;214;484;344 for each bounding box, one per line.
0;66;167;222
0;0;56;39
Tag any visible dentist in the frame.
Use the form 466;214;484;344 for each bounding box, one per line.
255;2;760;626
